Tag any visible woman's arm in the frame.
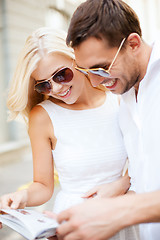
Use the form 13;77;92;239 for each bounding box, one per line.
0;105;56;209
26;105;55;206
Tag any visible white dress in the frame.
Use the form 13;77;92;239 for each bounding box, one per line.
39;92;139;240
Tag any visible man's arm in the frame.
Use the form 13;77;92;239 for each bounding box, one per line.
56;191;160;240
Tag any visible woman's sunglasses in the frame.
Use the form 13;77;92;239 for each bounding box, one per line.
34;67;73;94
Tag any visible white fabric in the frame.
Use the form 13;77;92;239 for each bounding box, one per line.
119;40;160;240
39;92;139;240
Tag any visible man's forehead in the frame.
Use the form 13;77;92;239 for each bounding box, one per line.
74;37;111;69
75;37;107;54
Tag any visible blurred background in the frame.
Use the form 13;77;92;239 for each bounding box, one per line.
0;0;160;239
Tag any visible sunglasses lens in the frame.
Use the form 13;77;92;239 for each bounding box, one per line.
89;69;110;78
34;68;73;95
53;68;73;83
35;82;51;94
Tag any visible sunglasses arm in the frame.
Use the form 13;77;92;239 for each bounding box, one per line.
108;38;126;71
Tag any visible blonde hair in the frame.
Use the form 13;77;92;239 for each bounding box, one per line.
7;27;75;124
7;27;107;124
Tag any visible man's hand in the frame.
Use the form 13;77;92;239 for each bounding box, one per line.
83;176;130;199
56;196;130;240
44;211;60;240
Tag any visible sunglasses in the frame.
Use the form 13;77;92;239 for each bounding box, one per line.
34;67;73;94
75;38;126;78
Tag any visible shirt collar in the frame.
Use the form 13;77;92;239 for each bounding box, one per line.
146;40;160;73
122;40;160;103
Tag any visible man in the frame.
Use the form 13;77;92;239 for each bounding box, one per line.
54;0;160;239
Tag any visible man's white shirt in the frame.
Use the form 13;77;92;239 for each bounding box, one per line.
119;40;160;240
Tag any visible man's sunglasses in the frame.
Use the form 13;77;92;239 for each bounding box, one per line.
34;67;73;94
75;38;126;78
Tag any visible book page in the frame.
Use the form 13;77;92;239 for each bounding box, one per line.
0;209;58;239
0;211;31;239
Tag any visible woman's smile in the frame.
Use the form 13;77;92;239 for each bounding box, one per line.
57;86;72;98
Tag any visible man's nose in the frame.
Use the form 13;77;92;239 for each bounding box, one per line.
89;76;103;87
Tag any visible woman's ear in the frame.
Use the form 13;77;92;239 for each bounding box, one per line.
127;33;142;51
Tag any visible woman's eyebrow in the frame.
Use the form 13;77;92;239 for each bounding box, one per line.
35;66;64;82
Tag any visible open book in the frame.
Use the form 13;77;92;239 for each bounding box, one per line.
0;209;58;240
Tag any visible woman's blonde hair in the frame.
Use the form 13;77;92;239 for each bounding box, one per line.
7;27;106;124
7;27;75;124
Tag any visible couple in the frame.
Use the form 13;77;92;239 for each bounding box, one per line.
1;0;160;239
0;27;137;239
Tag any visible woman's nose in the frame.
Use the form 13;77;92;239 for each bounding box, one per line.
51;81;63;93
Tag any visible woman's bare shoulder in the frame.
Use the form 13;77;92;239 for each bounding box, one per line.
28;105;51;134
30;104;49;120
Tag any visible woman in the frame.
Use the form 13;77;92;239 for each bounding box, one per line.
0;27;139;239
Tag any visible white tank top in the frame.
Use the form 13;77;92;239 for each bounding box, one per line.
39;92;127;194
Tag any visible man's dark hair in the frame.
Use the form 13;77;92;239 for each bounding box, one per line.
66;0;142;48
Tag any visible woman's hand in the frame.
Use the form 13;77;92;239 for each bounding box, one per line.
0;189;28;209
82;175;130;199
